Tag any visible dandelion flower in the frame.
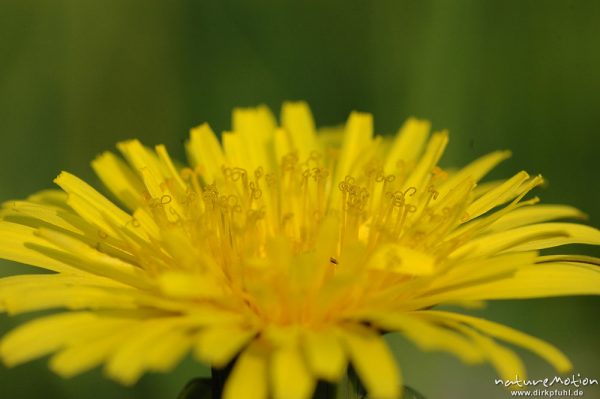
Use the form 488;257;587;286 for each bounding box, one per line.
1;102;599;399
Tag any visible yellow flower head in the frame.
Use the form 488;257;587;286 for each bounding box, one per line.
1;102;599;399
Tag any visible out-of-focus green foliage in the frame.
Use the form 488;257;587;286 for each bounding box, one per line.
0;1;598;398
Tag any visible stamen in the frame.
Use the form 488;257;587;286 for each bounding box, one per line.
160;195;172;205
404;187;417;197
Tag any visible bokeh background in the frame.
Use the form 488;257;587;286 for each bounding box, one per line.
0;1;599;398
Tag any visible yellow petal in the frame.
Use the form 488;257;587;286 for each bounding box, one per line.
144;328;192;372
402;130;448;193
131;207;161;240
339;326;401;399
425;252;538;293
0;312;96;366
194;326;256;368
223;344;268;399
1;204;133;265
303;329;347;381
121;145;185;225
384;117;431;174
486;204;586;233
509;223;600;251
186;123;226;183
417;263;600;305
368;244;436;276
281;101;319;161
158;271;225;299
368;312;484;364
155;144;187;192
117;139;166;183
63;194;121;238
471;180;502;198
420;311;572;373
447;194;541;244
0;274;125;313
104;318;185;385
26;189;69;209
54;172;132;238
317;125;344;149
3;285;137;315
465;171;537;221
455;323;526;382
233;105;276;143
0;221;79;273
273;127;293;164
438;150;511;200
1;200;88;236
36;227;151;290
271;344;315;399
231;105;276;172
138;165;165;202
222;132;247;170
451;223;600;259
50;320;136;378
91;151;145;211
331;112;373;206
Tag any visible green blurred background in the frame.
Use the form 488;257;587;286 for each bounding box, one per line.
0;1;599;398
